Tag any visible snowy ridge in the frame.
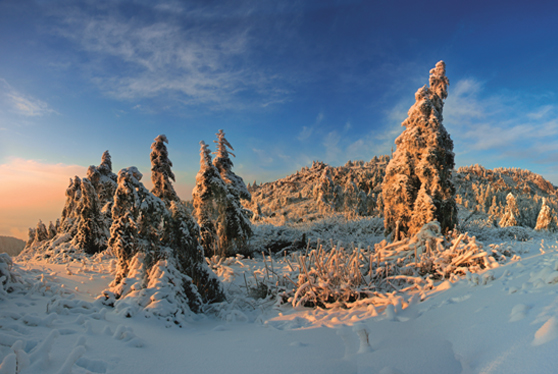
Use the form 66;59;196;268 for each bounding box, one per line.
249;160;558;231
248;157;388;223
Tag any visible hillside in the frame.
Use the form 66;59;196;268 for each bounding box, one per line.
0;236;25;256
248;156;389;224
249;159;558;232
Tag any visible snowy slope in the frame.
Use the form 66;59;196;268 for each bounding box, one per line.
3;233;558;374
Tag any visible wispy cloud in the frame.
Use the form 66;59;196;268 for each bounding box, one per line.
442;78;558;181
298;111;325;141
51;2;289;110
0;79;56;117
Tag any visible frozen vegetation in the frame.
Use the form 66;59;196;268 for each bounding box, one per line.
5;64;558;373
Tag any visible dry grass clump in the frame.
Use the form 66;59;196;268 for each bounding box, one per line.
289;221;514;308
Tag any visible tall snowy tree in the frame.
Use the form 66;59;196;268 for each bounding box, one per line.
212;130;253;255
95;151;118;212
72;178;107;255
213;129;251;201
163;201;224;307
499;192;520;227
34;220;48;243
535;198;555;231
150;134;178;203
48;221;57;239
109;167;143;286
60;176;83;235
382;61;457;238
193;141;228;257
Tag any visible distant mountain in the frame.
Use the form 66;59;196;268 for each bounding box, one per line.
248;158;558;231
0;236;25;256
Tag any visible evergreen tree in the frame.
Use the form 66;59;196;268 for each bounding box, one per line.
150;134;178;203
48;221;57;239
60;177;83;235
98;150;113;175
499;193;520;227
192;141;228;257
535;198;555;231
212;130;253;255
95;151;118;211
73;178;107;255
382;61;457;238
213;129;251;201
164;201;224;308
26;228;36;247
109;167;142;287
34;220;48;243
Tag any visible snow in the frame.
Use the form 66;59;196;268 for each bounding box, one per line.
4;233;558;373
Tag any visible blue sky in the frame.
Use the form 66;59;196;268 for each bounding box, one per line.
2;0;558;238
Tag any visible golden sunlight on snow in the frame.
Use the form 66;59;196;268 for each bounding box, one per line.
0;158;86;239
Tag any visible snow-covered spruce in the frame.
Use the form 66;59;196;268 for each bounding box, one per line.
193;133;252;258
150;134;179;203
20;151;116;261
213;129;253;256
103;137;224;319
103;166;206;318
535;198;557;231
193;140;229;258
382;61;457;239
499;192;521;228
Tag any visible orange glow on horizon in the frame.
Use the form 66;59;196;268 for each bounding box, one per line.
0;158;87;240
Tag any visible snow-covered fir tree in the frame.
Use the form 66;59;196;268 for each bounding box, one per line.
382;61;457;238
34;220;48;244
192;141;229;257
213;129;251;201
72;177;107;255
535;198;556;231
47;221;57;239
26;228;36;247
60;176;83;235
163;201;224;307
499;193;520;227
150;134;178;203
95;151;118;210
212;130;253;255
109;167;143;286
150;136;224;305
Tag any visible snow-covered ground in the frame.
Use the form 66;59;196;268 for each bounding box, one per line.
4;235;558;374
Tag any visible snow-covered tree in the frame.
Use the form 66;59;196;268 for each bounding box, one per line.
213;130;253;255
163;201;224;307
535;198;556;231
72;178;107;255
192;141;228;257
213;129;251;201
109;167;143;286
106;165;223;319
48;221;57;239
34;220;48;243
26;228;36;247
499;193;520;227
60;176;83;235
95;151;118;212
382;61;457;238
150;134;178;203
